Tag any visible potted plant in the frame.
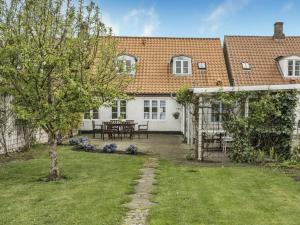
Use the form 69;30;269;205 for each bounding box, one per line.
172;112;180;119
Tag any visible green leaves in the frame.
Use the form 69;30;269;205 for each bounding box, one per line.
0;0;129;138
218;90;297;163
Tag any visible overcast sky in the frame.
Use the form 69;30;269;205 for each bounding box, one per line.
97;0;300;38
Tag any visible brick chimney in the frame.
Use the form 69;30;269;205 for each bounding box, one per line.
273;22;285;39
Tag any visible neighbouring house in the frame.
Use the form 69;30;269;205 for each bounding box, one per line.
190;22;300;159
223;22;300;129
80;36;230;133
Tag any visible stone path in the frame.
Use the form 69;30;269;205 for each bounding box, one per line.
122;157;158;225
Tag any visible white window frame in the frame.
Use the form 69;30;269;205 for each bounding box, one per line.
117;55;136;76
84;109;99;120
287;59;300;77
143;100;166;121
172;56;192;76
278;56;300;78
210;102;223;123
112;100;127;119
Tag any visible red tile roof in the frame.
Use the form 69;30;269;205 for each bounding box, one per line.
115;36;229;94
224;36;300;86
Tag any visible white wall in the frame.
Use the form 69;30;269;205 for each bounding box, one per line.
80;96;183;132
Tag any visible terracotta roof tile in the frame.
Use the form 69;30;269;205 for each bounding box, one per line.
224;36;300;86
114;36;229;94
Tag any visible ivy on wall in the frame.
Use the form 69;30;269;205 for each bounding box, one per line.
176;86;298;163
217;90;297;163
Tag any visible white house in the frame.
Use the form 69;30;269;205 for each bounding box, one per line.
79;36;230;133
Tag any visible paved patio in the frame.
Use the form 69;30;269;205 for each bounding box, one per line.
87;134;190;162
85;133;228;163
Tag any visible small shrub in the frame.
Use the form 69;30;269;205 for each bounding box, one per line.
290;147;300;163
102;143;117;153
69;138;79;145
126;145;138;155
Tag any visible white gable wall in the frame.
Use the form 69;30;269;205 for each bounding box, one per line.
80;96;182;132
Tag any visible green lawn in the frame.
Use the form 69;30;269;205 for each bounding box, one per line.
0;146;145;225
148;161;300;225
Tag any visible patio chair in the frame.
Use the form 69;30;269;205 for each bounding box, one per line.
121;123;135;139
105;122;120;140
138;121;149;139
92;120;104;140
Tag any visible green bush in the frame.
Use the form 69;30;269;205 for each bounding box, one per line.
218;90;297;163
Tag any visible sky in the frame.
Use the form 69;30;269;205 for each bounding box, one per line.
97;0;300;38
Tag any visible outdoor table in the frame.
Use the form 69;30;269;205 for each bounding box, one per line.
103;122;137;139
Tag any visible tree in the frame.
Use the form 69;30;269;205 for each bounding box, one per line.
0;94;14;156
0;0;129;180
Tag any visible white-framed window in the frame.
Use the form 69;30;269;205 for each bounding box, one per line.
84;109;99;120
211;102;223;122
117;55;136;76
112;100;127;119
172;56;192;75
287;60;300;76
144;100;166;120
278;56;300;77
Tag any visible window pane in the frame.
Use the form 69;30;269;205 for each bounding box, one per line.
183;61;189;74
84;111;90;119
92;109;99;119
288;60;294;76
152;100;158;119
295;61;300;76
120;100;126;119
125;60;131;71
176;61;181;74
112;101;118;119
160;100;166;120
144;100;150;119
211;103;221;122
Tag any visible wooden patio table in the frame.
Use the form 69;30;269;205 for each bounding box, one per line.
103;122;137;139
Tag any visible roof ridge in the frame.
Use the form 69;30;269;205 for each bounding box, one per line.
113;35;220;40
225;35;300;38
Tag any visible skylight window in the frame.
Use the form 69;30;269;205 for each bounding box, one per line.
198;62;206;70
242;62;251;70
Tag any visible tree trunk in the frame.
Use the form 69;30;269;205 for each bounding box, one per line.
49;134;59;181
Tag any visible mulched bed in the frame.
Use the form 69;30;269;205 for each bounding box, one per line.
72;148;146;156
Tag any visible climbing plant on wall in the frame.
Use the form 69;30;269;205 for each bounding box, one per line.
216;90;297;163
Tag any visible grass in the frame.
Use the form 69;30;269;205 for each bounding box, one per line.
0;145;145;225
148;160;300;225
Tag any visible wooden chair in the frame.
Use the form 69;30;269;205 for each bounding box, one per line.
121;123;135;139
138;121;149;139
92;120;104;140
105;122;120;140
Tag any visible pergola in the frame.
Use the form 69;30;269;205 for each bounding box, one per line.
189;84;300;161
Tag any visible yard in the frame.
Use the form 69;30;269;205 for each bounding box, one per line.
0;146;145;225
0;140;300;225
148;160;300;225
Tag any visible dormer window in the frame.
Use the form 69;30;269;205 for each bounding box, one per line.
117;54;137;76
277;55;300;78
172;56;192;75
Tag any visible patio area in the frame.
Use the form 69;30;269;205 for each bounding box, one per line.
83;134;229;163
